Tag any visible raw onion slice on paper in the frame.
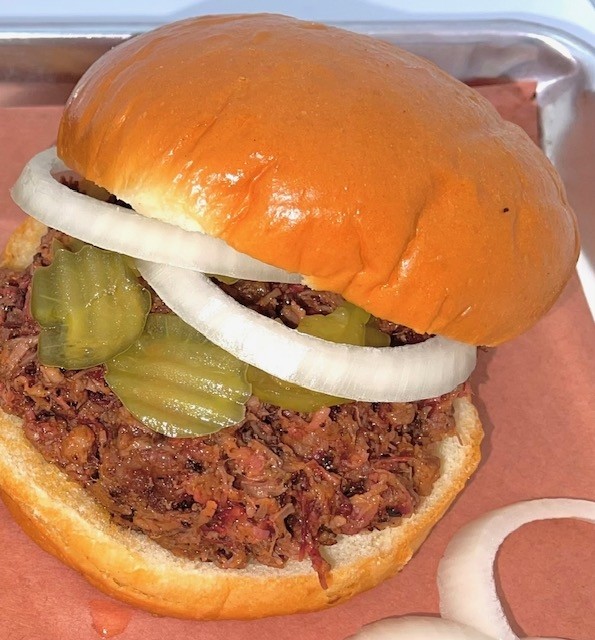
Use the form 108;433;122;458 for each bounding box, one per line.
348;499;594;640
438;498;595;640
347;616;497;640
137;260;477;402
346;616;566;640
11;147;300;283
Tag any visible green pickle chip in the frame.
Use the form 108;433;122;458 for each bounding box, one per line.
31;244;151;369
247;302;389;413
247;366;347;413
297;301;390;347
210;274;239;285
364;322;391;347
105;314;252;437
298;302;368;345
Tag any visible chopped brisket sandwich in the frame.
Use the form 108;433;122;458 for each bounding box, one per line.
0;14;578;620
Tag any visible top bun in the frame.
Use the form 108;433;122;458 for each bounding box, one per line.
57;14;578;346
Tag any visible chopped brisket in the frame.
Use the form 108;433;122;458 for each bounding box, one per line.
0;230;458;585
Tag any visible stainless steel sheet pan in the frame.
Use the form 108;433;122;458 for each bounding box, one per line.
1;19;593;306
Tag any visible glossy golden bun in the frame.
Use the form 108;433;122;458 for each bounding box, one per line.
0;399;481;620
58;13;578;346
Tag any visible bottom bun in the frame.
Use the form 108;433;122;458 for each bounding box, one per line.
0;397;482;620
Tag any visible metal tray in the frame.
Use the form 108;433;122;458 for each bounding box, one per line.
1;19;593;310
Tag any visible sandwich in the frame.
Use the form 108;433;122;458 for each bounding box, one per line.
0;13;578;619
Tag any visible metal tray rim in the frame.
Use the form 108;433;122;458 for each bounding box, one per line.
0;16;592;56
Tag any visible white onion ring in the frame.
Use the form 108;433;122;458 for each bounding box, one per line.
10;147;300;283
346;616;496;640
438;498;595;640
137;260;476;402
347;617;566;640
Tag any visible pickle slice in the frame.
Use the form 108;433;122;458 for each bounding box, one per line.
50;236;87;258
298;301;368;345
246;302;390;412
247;366;347;413
105;314;252;437
297;301;390;347
79;177;112;202
210;274;239;285
364;322;391;347
31;245;151;369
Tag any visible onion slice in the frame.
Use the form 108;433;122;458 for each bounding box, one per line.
438;498;595;640
346;616;496;640
137;260;476;402
11;147;300;283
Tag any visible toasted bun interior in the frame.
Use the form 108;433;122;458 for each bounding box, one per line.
57;14;578;346
0;399;482;619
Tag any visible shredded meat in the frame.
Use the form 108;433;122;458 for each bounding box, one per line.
216;280;343;328
216;279;433;345
0;230;459;585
